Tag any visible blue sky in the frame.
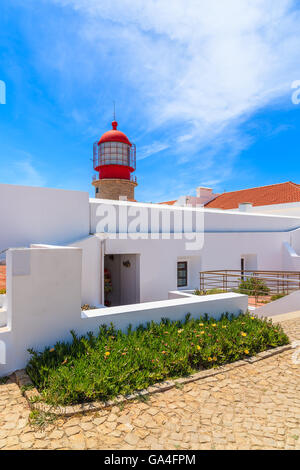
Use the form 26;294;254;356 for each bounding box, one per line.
0;0;300;202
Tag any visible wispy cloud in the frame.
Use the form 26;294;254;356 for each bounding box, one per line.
52;0;300;128
137;142;169;161
0;152;46;187
6;0;299;199
14;159;46;187
47;0;300;189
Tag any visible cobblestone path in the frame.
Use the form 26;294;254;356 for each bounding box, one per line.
0;316;299;450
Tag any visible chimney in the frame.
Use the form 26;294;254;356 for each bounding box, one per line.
196;187;213;198
239;202;253;213
196;187;219;205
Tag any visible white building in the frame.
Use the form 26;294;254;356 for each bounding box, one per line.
1;182;300;307
0;181;300;376
0;121;300;376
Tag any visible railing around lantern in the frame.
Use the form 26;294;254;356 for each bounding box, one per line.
199;270;300;307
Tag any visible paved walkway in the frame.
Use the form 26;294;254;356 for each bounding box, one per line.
0;316;299;450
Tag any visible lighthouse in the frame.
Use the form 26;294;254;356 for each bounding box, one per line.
92;120;137;200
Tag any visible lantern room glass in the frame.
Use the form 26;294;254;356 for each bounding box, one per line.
99;142;131;166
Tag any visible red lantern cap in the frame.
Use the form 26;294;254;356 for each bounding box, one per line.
98;121;132;146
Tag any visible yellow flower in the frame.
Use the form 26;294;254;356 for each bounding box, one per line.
213;356;217;361
178;329;184;334
244;349;249;355
222;325;227;329
197;345;201;350
199;323;204;327
105;351;110;356
212;324;217;327
208;357;212;362
241;332;247;337
201;331;205;335
251;317;255;320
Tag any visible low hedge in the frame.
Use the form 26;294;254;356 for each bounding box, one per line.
26;313;289;406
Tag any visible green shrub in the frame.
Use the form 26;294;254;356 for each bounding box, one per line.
194;289;226;296
270;293;287;302
237;278;270;296
26;313;289;406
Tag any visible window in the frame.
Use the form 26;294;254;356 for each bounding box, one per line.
241;258;245;281
177;261;188;288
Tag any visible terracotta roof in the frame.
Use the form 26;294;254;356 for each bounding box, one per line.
0;266;6;290
205;182;300;210
158;200;177;206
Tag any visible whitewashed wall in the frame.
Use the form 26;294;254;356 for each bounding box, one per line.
104;237;201;302
0;245;247;377
282;242;300;271
1;185;300;315
0;183;90;253
90;198;300;235
255;290;300;317
231;202;300;218
69;236;104;306
103;231;294;303
291;228;300;255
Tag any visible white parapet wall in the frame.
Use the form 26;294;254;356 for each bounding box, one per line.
168;290;197;299
0;294;6;308
82;292;248;332
0;245;248;377
282;242;300;271
255;290;300;317
0;183;90;253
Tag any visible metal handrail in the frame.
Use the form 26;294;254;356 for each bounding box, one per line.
199;269;300;306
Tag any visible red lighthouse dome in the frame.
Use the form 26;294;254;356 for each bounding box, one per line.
93;120;136;180
98;121;131;146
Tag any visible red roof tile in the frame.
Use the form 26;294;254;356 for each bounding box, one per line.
158;200;177;206
205;182;300;210
0;266;6;290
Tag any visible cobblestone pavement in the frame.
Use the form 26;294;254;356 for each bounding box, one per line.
0;317;299;450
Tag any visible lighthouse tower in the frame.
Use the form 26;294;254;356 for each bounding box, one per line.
92;120;137;200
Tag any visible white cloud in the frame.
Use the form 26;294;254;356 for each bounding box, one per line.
52;0;300;132
48;0;300;193
14;159;46;187
1;153;46;187
137;142;169;161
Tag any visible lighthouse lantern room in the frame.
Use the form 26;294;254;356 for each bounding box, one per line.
92;120;137;201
